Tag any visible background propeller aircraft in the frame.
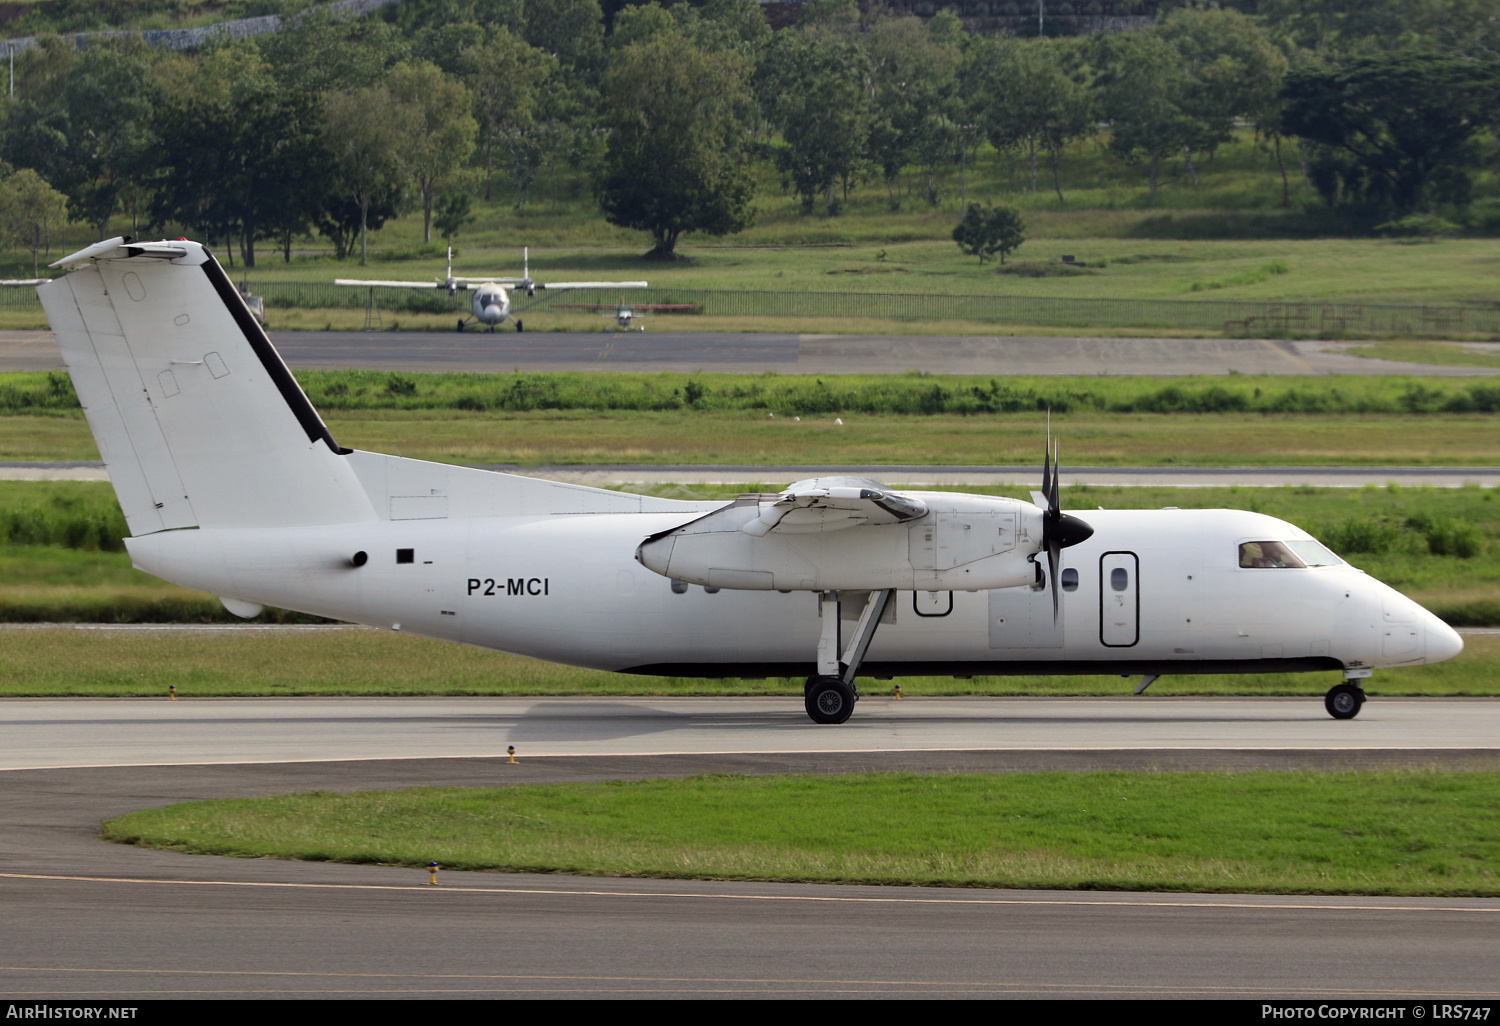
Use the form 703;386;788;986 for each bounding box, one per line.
335;247;647;332
38;239;1464;725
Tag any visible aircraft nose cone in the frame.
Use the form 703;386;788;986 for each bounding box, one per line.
1425;614;1464;664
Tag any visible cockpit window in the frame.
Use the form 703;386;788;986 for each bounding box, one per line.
1239;541;1306;568
1285;540;1342;566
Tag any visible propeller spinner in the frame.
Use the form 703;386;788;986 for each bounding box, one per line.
1039;435;1094;620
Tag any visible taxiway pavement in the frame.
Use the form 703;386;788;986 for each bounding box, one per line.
5;695;1500;771
2;327;1495;376
2;729;1499;998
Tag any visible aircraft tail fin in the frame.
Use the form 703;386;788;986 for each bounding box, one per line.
38;238;375;535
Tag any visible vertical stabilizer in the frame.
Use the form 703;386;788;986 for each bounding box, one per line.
39;239;375;533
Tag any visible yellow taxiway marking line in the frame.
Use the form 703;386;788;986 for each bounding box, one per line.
3;871;1497;914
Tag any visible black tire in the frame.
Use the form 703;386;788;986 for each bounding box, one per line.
515;319;523;333
805;676;855;724
456;319;464;332
1325;683;1365;720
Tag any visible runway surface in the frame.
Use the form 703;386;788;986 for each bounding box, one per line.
1;327;1494;376
6;695;1500;771
3;696;1499;998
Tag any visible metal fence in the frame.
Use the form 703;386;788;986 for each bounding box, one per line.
5;279;1498;337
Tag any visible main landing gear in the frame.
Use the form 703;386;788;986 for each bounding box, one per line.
1325;669;1370;719
804;589;893;724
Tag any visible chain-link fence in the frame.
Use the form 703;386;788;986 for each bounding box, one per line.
5;279;1497;337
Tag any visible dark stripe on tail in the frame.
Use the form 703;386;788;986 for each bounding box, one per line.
200;257;350;455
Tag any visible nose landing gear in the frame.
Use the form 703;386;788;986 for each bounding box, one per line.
1326;668;1371;719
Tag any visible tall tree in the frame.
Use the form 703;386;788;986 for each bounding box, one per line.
865;14;963;207
968;37;1091;203
323;85;416;264
461;25;558;204
153;74;329;268
595;31;755;257
388;62;478;243
1093;31;1195;208
755;27;870;215
1157;6;1288;186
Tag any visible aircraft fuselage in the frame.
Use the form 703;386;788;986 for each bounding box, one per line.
124;505;1460;680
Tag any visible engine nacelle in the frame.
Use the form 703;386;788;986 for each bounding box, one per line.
637;494;1045;592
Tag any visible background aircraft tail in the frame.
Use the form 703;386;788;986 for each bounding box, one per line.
38;239;376;535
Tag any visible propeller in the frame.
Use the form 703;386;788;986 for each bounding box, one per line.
1038;426;1094;621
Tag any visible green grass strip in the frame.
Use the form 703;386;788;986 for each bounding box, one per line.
103;771;1500;896
9;370;1500;416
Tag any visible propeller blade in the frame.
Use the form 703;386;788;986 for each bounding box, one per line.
1047;534;1061;621
1036;419;1093;622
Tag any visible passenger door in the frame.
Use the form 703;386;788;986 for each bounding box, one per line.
1100;551;1139;647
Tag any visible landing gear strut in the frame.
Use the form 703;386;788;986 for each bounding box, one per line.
803;589;893;724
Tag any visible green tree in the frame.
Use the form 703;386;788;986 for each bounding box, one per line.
1093;31;1195;208
968;38;1091;203
952;202;1025;264
460;26;558;204
258;6;410;94
595;32;756;257
0;168;68;276
388;62;478;244
866;15;963;208
433;187;477;243
1280;51;1500;217
755;27;869;215
151;50;328;267
1157;7;1288;187
323;84;416;264
55;43;162;239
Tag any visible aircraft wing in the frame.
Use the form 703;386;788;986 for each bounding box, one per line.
537;281;649;289
332;279;444;289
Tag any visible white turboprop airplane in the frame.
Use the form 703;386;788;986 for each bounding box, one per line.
334;247;647;333
39;239;1463;724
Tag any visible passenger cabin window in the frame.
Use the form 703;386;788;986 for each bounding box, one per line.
1239;541;1305;568
1061;568;1079;592
1110;567;1129;591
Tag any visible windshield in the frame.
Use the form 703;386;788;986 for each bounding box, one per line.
1285;539;1343;566
1239;541;1305;568
1239;540;1345;568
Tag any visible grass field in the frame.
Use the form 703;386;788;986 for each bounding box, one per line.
100;770;1500;895
6;409;1500;466
215;236;1500;309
